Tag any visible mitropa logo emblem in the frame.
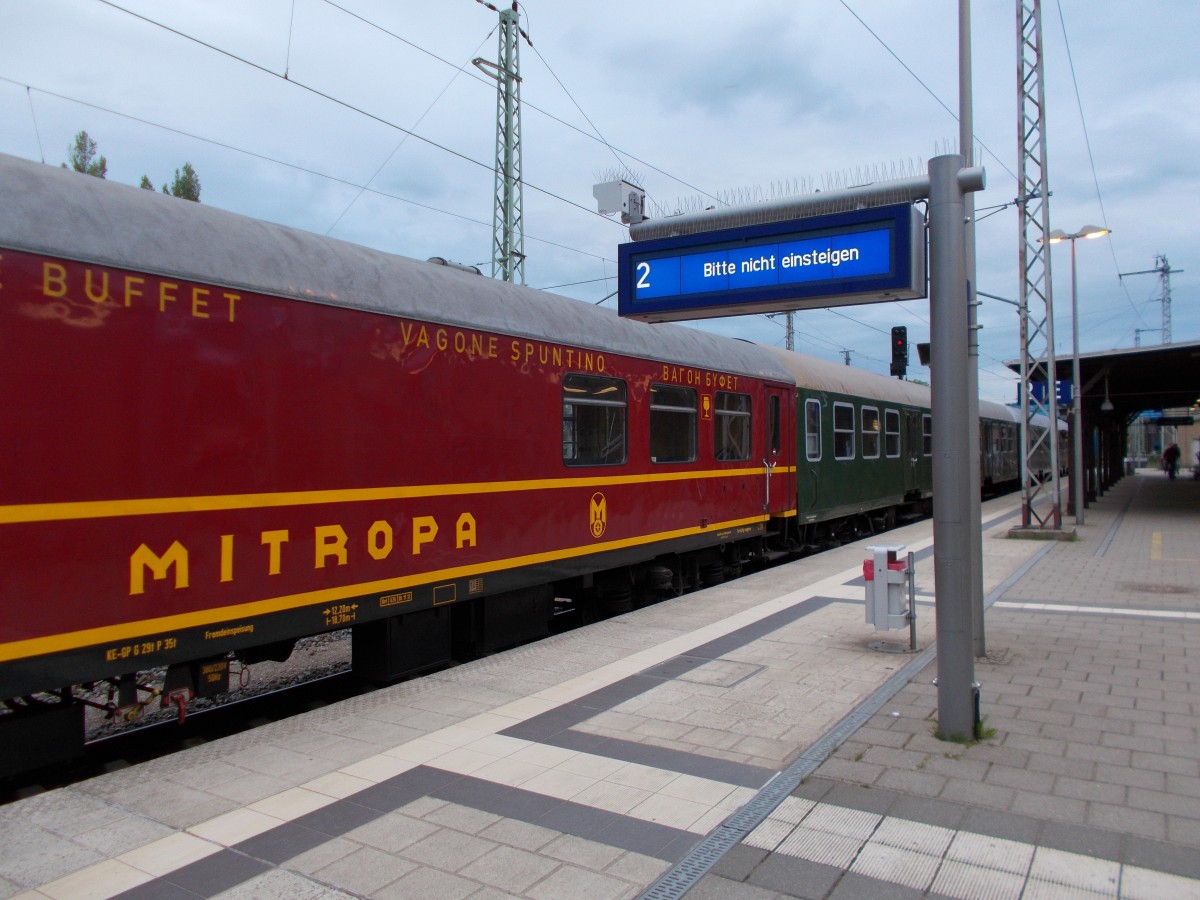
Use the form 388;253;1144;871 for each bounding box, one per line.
589;492;607;539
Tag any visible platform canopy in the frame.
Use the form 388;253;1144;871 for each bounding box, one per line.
1006;340;1200;423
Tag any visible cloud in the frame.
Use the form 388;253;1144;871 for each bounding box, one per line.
1;0;1196;401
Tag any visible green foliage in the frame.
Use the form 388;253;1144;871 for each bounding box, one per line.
63;128;201;201
167;163;201;202
64;130;107;178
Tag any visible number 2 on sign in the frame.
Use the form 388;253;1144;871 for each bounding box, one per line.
636;261;651;290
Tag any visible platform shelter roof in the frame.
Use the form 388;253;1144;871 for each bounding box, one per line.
1004;341;1200;424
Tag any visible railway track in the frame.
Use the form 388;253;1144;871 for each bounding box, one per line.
0;601;587;801
0;634;359;803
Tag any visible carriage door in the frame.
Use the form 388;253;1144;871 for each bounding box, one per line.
904;410;923;494
764;387;794;515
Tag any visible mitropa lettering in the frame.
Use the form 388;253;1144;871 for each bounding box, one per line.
129;512;478;595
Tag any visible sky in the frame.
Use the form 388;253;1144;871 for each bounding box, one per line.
1;0;1196;404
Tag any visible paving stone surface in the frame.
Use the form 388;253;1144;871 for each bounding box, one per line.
701;473;1200;898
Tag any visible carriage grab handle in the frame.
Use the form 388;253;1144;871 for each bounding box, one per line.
762;459;777;511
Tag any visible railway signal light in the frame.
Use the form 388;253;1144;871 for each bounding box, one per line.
890;326;908;378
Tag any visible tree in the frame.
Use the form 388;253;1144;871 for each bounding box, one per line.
166;163;201;202
62;130;202;201
64;130;107;178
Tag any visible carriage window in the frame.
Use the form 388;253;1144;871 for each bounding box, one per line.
769;394;781;456
884;409;901;458
805;399;822;461
922;414;933;456
834;402;855;460
562;373;626;466
650;384;697;463
861;406;881;459
714;391;751;461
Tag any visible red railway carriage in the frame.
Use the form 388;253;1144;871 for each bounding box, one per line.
0;153;796;769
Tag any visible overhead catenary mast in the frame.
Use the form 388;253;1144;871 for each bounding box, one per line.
474;1;527;284
1123;255;1183;447
1014;0;1063;532
1121;254;1182;345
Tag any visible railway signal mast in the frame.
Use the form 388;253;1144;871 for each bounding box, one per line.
474;2;527;284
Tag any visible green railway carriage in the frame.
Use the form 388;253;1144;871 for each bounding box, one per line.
764;347;934;545
978;400;1022;488
761;347;1052;551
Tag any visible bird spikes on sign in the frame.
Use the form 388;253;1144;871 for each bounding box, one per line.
662;159;925;220
819;159;925;192
932;137;983;163
663;178;813;217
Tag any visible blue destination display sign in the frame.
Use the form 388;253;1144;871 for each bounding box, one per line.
618;204;926;323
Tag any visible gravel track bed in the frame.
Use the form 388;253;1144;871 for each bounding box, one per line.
84;630;352;741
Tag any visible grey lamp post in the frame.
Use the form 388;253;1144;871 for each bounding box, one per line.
1048;225;1111;525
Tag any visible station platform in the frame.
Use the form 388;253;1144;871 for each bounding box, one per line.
1;471;1197;900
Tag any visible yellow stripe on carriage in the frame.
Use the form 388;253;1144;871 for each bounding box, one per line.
0;513;783;663
0;467;796;525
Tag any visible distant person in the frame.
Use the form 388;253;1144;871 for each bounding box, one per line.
1162;443;1180;480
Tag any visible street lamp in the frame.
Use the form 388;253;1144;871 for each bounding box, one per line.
1048;225;1111;525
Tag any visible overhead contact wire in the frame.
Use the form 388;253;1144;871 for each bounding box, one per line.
0;76;611;265
93;0;617;226
323;29;497;237
837;0;1017;184
1054;0;1143;325
319;0;723;205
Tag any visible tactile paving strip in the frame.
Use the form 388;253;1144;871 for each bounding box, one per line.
639;641;937;900
639;536;1053;900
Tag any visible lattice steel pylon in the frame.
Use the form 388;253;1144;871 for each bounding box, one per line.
1015;0;1062;529
1160;255;1174;344
474;2;525;284
1121;254;1182;345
